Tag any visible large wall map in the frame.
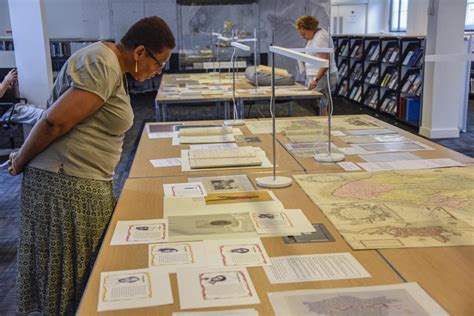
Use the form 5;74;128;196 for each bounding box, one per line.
294;167;474;249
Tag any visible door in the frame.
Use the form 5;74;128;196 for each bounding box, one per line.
331;4;367;35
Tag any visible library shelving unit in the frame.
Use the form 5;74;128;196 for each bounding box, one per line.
333;34;425;128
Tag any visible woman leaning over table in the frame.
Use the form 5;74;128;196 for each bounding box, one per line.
295;15;338;114
8;16;175;315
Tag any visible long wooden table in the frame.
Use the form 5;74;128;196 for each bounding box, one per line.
79;115;473;315
128;120;305;179
78;172;403;315
155;73;323;121
273;115;474;172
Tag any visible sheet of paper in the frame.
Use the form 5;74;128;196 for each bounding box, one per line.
373;134;409;142
150;158;181;168
249;209;316;236
359;152;421;162
163;182;207;198
204;238;271;268
357;158;465;171
98;269;173;311
263;253;370;284
353;141;433;153
177;267;260;309
163;191;283;217
338;146;369;155
190;143;238;150
168;213;258;242
111;219;168;245
337;161;362;171
268;283;448;316
149;241;207;273
173;309;259;316
347;128;394;135
148;132;174;139
188;175;255;193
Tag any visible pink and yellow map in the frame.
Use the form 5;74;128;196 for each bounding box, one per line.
294;167;474;249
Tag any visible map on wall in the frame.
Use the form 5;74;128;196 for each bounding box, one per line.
245;116;382;134
294;167;474;249
268;283;448;316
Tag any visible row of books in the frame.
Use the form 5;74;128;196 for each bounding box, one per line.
348;85;363;102
50;42;72;57
339;62;349;77
380;68;398;89
402;47;423;67
365;43;379;61
337;80;349;97
350;63;364;81
401;72;423;95
338;42;349;56
350;43;363;58
382;46;399;63
398;96;421;122
0;40;14;51
364;66;379;84
379;93;398;115
364;88;378;109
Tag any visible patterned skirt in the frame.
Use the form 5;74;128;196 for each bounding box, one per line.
17;167;116;315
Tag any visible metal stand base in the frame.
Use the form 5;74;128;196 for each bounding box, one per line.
224;119;245;126
256;176;292;188
314;152;345;163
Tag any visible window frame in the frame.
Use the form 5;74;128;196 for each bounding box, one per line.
466;0;474;31
389;0;407;32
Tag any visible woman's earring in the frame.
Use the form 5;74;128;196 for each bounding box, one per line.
135;60;138;73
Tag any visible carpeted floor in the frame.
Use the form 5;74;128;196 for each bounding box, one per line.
0;93;472;314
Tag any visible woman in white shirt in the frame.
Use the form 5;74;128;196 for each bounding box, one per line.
295;16;338;114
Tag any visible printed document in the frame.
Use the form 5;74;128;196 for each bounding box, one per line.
149;241;207;273
204;238;271;268
163;182;207;198
357;158;465;171
111;219;168;245
249;209;315;236
263;253;370;284
188;175;255;193
177;267;260;309
98;269;173;311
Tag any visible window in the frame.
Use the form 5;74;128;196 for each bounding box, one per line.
466;0;474;30
390;0;408;32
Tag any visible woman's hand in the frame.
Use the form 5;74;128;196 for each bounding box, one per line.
3;68;17;87
308;79;318;90
8;151;23;176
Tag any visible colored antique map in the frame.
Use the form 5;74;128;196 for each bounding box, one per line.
294;167;474;249
245;116;381;134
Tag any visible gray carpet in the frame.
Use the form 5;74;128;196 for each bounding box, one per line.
0;93;472;314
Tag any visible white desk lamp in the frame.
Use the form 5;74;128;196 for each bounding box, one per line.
272;46;344;163
223;41;250;126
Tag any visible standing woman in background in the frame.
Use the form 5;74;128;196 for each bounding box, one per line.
295;15;338;114
8;16;175;315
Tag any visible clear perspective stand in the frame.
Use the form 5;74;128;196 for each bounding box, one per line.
224;41;250;126
256;42;292;188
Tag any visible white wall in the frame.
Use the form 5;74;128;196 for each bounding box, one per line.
0;0;12;36
406;0;429;35
367;0;389;33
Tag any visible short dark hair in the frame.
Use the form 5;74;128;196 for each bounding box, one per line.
121;16;176;53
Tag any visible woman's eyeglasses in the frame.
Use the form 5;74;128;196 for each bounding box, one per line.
144;47;166;69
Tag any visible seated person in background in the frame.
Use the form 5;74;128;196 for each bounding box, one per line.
295;16;338;114
0;68;17;99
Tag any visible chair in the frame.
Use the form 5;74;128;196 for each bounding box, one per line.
0;68;26;149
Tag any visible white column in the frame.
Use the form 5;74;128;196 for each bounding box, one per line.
420;0;467;139
8;0;53;108
406;0;429;35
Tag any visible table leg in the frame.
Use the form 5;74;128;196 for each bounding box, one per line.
162;103;167;122
155;101;162;122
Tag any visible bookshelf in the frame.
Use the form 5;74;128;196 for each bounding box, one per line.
334;34;425;127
